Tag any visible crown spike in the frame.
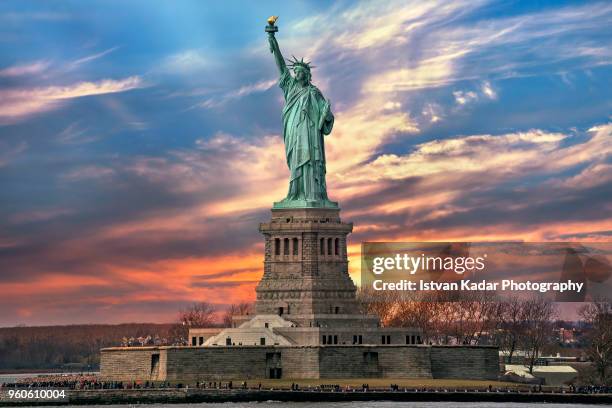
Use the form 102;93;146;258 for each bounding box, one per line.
284;56;314;72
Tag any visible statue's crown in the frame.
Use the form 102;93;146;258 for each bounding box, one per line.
286;56;314;72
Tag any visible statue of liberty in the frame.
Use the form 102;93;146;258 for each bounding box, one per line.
266;16;338;209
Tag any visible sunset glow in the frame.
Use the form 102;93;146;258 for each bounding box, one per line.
0;1;610;326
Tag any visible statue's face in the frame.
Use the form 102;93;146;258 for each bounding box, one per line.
294;67;309;83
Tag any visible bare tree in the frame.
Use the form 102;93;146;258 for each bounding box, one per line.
168;323;188;346
520;297;557;374
481;295;501;344
579;298;612;385
389;292;437;342
222;302;254;327
433;298;456;345
179;302;217;328
356;287;400;327
497;296;526;363
357;289;502;346
455;291;501;345
167;302;218;345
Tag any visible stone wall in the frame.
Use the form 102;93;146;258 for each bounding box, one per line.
317;346;433;378
100;347;163;381
101;345;499;381
281;347;320;378
377;346;433;378
430;346;499;380
317;347;379;378
164;347;273;381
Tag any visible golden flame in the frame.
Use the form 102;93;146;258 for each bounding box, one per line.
267;16;278;25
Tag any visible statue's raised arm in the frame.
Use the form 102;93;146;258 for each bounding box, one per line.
266;16;287;75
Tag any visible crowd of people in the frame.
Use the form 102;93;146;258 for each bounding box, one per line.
573;385;612;394
0;376;245;391
1;375;611;394
2;374;98;389
1;375;186;390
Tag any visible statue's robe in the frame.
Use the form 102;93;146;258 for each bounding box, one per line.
279;69;334;203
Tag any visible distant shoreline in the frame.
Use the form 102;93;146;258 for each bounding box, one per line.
1;388;611;406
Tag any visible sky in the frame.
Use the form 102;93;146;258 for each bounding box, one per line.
0;0;610;326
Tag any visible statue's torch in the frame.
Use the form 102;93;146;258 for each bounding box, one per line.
266;16;279;33
266;16;279;53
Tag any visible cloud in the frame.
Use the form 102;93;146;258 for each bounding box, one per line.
191;267;259;281
553;163;612;190
326;96;419;182
290;1;480;53
345;127;600;184
296;0;612;101
421;103;443;123
70;46;119;67
175;132;288;213
0;141;27;167
338;124;611;248
0;76;143;123
197;79;276;109
230;79;277;99
0;61;49;77
56;122;99;144
481;80;497;99
162;50;209;73
453;90;478;105
4;76;143;100
9;208;74;224
61;165;116;181
191;280;259;289
452;81;497;107
365;55;460;92
99;96;149;130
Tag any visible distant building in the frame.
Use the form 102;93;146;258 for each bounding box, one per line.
500;350;578;365
505;364;578;386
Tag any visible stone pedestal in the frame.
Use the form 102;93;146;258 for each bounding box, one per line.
256;207;362;327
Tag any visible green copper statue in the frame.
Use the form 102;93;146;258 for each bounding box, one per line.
266;16;338;209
